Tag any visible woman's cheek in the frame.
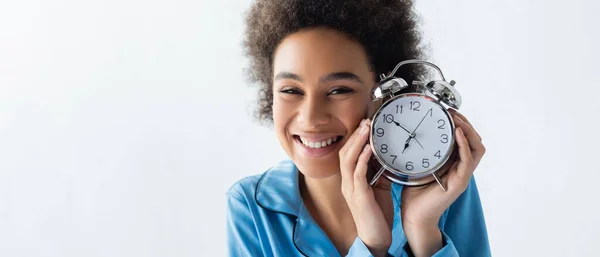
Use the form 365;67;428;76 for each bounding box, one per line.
335;97;369;122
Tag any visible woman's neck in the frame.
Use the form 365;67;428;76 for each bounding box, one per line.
299;171;360;255
299;172;353;222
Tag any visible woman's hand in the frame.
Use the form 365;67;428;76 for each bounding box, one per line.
339;118;391;257
401;109;486;256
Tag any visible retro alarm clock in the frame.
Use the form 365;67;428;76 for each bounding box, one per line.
368;60;462;191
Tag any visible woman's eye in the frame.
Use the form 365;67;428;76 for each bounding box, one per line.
279;88;303;95
328;87;354;95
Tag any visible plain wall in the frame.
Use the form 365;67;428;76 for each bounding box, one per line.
1;0;598;256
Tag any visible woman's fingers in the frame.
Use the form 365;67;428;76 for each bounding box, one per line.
342;120;371;170
340;119;371;192
450;110;482;142
340;120;366;181
453;116;482;149
354;144;373;191
454;127;475;182
340;119;366;155
452;113;486;164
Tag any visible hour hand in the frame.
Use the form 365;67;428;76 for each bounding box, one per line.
391;119;411;134
402;136;412;154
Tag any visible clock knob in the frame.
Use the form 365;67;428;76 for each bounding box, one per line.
425;80;462;109
372;77;409;101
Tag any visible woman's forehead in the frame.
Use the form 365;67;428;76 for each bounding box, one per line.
272;28;371;80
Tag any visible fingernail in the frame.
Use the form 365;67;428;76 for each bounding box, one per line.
360;119;367;126
360;124;368;135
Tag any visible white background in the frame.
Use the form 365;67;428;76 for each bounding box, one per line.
1;0;598;256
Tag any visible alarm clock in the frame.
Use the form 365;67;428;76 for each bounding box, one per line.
368;60;462;191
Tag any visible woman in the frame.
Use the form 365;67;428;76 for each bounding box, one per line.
226;0;491;256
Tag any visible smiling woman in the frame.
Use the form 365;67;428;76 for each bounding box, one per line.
226;0;491;256
271;28;374;180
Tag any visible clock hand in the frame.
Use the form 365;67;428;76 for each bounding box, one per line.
413;137;425;149
391;117;423;150
402;135;413;154
411;108;432;134
391;119;411;134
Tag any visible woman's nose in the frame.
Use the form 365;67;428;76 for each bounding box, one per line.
297;96;331;128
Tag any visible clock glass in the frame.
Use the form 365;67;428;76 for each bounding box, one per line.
371;94;454;174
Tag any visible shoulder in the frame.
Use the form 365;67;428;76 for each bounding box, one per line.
226;171;263;203
225;159;295;202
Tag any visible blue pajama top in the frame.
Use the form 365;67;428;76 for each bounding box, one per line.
226;159;491;256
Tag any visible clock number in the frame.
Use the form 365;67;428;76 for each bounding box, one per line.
422;158;430;168
380;144;388;154
438;119;445;129
383;114;394;123
376;128;385;137
396;105;403;114
441;134;449;143
434;150;442;159
410;101;421;111
406;161;414;171
390;155;397;164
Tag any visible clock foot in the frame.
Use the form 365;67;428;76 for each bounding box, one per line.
369;166;386;186
432;172;447;192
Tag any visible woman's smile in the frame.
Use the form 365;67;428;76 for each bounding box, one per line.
292;134;344;158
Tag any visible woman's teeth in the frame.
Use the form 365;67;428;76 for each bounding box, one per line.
299;136;339;149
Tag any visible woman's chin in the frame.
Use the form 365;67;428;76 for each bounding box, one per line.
293;158;340;179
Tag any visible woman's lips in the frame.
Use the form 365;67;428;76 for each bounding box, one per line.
293;135;344;158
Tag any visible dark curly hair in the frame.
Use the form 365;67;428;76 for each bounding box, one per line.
242;0;429;125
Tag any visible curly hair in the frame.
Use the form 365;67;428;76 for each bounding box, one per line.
242;0;429;125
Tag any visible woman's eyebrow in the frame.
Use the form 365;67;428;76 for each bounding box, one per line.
274;71;363;84
274;72;303;82
320;72;363;84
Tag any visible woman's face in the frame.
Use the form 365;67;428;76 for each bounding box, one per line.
272;27;377;179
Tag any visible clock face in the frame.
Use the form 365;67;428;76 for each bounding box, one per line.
371;94;454;174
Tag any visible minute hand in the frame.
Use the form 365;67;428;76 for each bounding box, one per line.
411;108;432;134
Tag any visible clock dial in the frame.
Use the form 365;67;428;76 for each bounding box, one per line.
371;94;454;174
